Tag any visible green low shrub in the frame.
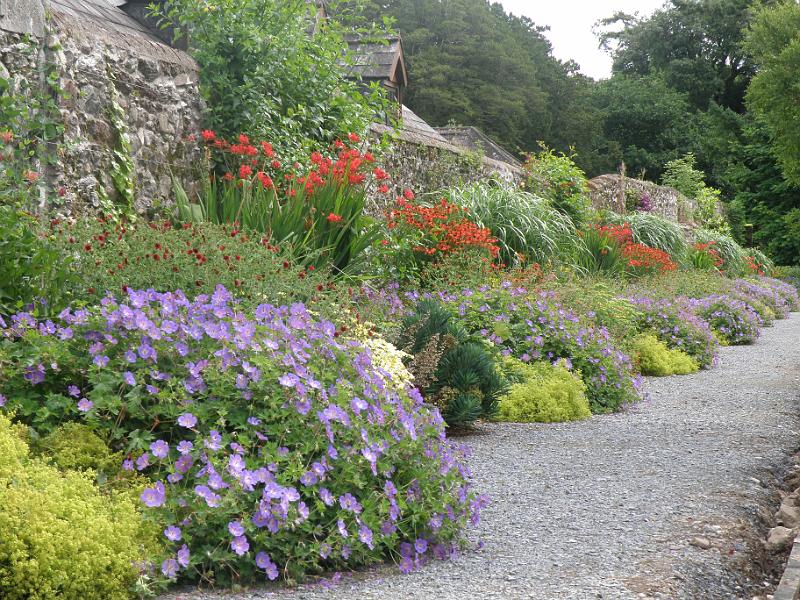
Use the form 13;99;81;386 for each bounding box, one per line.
0;414;158;600
36;423;122;476
497;359;590;423
630;334;699;376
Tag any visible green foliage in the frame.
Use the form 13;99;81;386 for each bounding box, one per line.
0;206;76;317
630;334;699;376
744;0;800;186
442;181;586;269
694;228;748;275
52;219;327;309
0;414;157;600
100;69;135;220
523;146;593;227
626;270;730;301
497;359;590;423
590;74;696;180
153;0;384;162
662;153;706;200
577;227;625;276
36;423;121;476
357;0;602;165
396;299;507;427
605;212;689;263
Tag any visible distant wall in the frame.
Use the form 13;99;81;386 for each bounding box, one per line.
588;174;698;225
0;0;203;214
366;123;524;214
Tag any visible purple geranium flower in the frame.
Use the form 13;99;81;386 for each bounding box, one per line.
177;440;193;454
161;558;179;578
230;535;249;556
123;371;136;386
228;521;245;537
150;440;169;459
177;544;190;567
164;526;182;541
77;398;93;412
177;412;197;428
141;482;166;507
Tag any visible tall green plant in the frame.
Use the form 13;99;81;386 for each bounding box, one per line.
153;0;385;163
523;145;594;227
605;212;688;264
442;181;587;269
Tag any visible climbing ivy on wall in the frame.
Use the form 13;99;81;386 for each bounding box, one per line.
99;63;136;219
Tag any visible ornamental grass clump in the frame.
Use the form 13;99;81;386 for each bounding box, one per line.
628;297;718;368
0;287;484;586
497;359;590;423
437;284;640;413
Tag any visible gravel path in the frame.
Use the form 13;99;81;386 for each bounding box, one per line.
165;314;800;600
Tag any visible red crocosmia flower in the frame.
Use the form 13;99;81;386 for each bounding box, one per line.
223;172;234;181
378;184;390;194
403;188;415;200
381;239;389;246
364;152;375;162
347;132;361;143
257;172;274;189
373;167;389;180
0;131;12;143
25;170;39;183
238;134;250;144
238;164;253;179
348;173;365;185
326;213;344;223
334;140;345;149
271;160;281;170
201;130;216;141
261;141;275;158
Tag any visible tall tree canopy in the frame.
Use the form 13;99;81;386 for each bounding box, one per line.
357;0;602;164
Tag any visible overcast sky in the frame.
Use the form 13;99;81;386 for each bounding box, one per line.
497;0;668;80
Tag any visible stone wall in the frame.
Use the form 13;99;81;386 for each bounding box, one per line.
588;174;698;225
0;0;203;215
366;123;524;214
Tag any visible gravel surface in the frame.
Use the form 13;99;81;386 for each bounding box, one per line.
163;314;800;600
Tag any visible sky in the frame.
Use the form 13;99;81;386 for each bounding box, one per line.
497;0;667;80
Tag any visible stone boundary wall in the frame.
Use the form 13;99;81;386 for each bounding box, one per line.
0;0;203;214
366;122;524;215
588;174;698;225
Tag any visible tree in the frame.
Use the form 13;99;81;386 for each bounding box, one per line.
744;0;800;185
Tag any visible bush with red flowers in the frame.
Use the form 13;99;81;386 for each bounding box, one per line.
383;196;500;278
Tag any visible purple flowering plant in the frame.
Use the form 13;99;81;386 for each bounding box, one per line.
627;296;718;368
0;286;483;586
426;283;641;413
684;294;762;345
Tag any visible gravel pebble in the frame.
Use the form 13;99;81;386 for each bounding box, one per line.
161;314;800;600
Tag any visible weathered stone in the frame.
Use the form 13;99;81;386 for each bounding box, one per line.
137;57;159;80
690;536;712;550
767;526;797;551
0;59;8;79
777;497;800;529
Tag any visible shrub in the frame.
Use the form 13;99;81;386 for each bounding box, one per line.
497;359;590;423
396;299;507;427
628;297;718;368
175;135;384;274
630;334;699;376
0;207;76;317
760;276;800;311
0;288;483;585
686;295;762;345
523;145;593;227
53;219;326;308
441;181;586;269
0;414;156;600
151;0;384;162
626;269;731;301
438;285;640;413
36;423;122;476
